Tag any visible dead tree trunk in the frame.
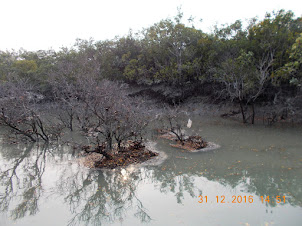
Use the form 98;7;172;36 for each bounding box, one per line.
239;100;247;123
251;103;255;124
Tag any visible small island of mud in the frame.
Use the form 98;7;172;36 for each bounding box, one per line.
79;141;160;169
158;129;220;152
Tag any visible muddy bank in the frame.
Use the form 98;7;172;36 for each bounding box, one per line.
128;83;302;125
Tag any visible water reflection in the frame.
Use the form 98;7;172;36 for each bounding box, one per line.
0;137;301;225
0;144;46;220
58;167;153;225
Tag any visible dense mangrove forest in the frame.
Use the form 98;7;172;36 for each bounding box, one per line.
1;10;302;121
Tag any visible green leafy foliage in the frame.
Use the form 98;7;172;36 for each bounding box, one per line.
0;9;301;103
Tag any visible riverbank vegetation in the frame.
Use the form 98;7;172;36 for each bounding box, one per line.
0;9;301;167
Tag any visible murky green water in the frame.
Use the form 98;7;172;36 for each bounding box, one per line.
0;116;302;226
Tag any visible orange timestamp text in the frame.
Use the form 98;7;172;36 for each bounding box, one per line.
198;195;286;204
260;195;286;203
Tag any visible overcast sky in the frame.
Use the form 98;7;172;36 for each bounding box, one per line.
0;0;301;51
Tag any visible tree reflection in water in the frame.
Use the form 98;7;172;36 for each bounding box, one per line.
0;143;47;219
57;165;204;225
57;167;154;225
0;143;301;225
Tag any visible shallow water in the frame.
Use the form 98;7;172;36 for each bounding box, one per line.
0;116;302;226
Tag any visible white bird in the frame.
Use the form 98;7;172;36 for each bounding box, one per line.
187;119;192;128
121;169;126;176
121;168;128;180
